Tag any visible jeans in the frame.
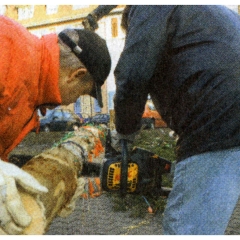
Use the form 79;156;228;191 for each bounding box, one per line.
163;147;240;235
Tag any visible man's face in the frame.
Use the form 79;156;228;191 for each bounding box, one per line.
78;73;95;96
59;68;95;105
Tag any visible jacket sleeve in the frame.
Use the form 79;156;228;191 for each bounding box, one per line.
114;5;175;134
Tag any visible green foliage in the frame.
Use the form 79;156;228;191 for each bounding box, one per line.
52;131;75;147
133;128;177;162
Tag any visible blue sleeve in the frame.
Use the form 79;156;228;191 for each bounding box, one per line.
114;5;175;134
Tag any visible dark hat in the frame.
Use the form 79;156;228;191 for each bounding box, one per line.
59;29;111;108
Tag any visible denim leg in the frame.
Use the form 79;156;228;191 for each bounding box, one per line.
163;147;240;235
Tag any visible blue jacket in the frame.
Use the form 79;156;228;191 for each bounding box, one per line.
114;5;240;161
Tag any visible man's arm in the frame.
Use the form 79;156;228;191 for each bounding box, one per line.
82;5;117;31
114;5;176;135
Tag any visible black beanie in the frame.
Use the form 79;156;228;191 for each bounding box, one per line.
75;29;111;87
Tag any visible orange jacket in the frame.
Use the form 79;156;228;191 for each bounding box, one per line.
0;16;61;161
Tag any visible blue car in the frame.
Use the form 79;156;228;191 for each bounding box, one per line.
90;114;110;126
39;109;82;132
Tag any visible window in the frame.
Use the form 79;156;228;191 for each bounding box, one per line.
18;5;34;20
63;111;71;119
46;5;58;15
108;91;115;110
72;5;89;10
94;99;101;113
52;110;63;120
111;18;118;38
0;5;6;15
74;98;81;114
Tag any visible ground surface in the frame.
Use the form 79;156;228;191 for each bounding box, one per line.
9;129;240;235
46;194;164;235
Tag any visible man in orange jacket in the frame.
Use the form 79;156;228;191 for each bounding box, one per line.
0;15;111;234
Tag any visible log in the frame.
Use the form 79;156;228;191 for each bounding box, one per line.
2;126;106;235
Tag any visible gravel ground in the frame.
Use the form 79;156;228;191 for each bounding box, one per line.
9;130;240;235
44;187;240;235
46;194;164;235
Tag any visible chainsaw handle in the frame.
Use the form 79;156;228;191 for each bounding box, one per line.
120;139;128;196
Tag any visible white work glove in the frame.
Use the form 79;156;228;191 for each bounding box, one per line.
111;130;138;152
0;160;48;235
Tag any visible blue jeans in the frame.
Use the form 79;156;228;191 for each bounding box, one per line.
163;147;240;235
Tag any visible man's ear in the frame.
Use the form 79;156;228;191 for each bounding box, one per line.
67;68;87;83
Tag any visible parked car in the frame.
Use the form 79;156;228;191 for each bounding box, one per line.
75;113;85;124
142;100;167;129
81;113;92;124
39;108;82;132
90;114;110;126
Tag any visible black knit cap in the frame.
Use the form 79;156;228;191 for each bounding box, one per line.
59;29;111;108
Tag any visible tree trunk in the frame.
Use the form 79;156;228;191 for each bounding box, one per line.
15;126;106;235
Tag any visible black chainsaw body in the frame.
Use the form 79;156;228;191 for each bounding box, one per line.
102;144;172;196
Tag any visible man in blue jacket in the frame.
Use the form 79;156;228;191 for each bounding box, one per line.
84;5;240;234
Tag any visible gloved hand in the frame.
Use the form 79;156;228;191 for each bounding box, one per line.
111;130;138;152
0;160;48;235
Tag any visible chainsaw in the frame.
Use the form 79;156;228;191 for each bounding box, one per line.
101;129;172;196
11;127;172;197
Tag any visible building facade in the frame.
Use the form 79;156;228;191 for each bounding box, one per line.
0;5;125;118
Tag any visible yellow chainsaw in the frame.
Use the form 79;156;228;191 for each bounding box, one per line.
101;130;172;196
